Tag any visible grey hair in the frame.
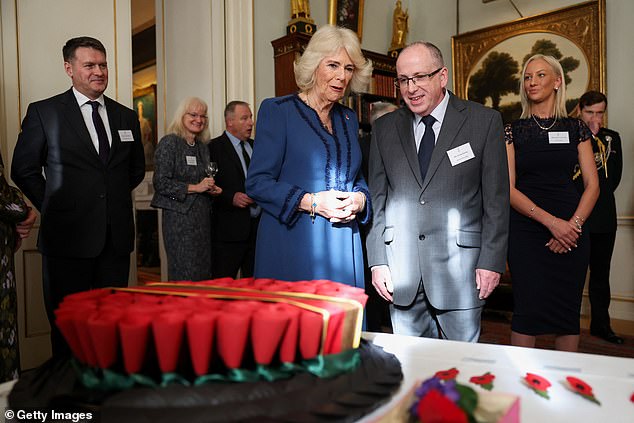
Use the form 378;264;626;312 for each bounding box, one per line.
294;25;373;93
400;41;445;68
370;101;399;124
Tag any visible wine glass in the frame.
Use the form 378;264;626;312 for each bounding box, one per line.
205;162;218;178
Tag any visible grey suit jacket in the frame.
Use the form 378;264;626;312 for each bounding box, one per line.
151;134;211;214
366;92;509;310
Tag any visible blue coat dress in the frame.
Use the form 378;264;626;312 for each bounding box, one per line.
246;94;370;288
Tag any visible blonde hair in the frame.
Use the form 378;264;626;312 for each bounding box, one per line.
519;54;567;119
167;97;211;143
294;25;373;94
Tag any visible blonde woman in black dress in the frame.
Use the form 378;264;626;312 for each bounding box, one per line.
505;55;599;352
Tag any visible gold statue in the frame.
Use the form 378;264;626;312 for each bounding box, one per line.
290;0;312;21
390;0;408;51
288;0;315;34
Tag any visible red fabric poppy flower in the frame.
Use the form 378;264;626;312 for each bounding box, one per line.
469;372;495;390
470;372;494;385
435;367;459;380
416;388;468;423
565;376;601;405
565;376;593;396
525;373;551;391
630;392;634;403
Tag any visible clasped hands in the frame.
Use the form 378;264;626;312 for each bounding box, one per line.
545;216;582;254
307;190;365;223
193;177;222;196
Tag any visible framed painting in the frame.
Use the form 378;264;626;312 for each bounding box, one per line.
452;0;605;123
133;84;157;170
328;0;365;41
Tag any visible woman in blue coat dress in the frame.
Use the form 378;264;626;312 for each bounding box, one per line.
246;26;373;288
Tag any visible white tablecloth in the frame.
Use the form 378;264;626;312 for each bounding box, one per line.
359;332;634;422
2;334;633;422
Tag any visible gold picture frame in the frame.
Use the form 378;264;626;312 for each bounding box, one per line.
328;0;365;41
133;84;157;170
451;0;605;122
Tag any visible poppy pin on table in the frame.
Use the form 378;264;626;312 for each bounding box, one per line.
434;367;459;381
469;372;495;391
523;372;551;399
564;376;601;405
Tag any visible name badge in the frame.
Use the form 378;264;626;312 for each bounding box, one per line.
118;130;135;142
186;156;197;166
447;143;475;166
548;132;569;144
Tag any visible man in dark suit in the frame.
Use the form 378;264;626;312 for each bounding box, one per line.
11;36;145;356
209;101;259;278
575;91;624;344
366;42;509;342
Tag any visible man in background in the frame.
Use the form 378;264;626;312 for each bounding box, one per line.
366;41;509;342
575;91;624;344
209;101;259;279
12;36;145;357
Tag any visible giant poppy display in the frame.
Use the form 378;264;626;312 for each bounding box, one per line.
54;278;367;386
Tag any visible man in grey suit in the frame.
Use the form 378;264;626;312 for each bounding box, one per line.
366;42;509;342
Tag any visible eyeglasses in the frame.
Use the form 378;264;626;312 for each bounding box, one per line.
186;112;208;120
394;67;443;88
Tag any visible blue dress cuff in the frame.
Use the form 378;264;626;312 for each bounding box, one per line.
279;186;307;227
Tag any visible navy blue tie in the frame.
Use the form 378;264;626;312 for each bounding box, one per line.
417;115;436;180
88;101;110;163
240;141;251;171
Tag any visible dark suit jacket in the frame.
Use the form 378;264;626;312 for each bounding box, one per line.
208;132;256;242
366;93;509;311
11;88;145;258
575;127;622;233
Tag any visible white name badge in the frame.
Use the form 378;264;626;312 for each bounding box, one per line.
186;156;197;166
118;130;135;142
548;131;570;144
447;143;475;166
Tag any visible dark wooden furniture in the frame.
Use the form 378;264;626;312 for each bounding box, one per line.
271;32;398;127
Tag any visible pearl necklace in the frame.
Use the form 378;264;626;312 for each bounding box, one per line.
532;114;558;131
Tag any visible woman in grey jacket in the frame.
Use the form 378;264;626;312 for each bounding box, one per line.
152;97;221;280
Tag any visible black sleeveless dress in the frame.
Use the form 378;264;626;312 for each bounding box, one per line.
505;117;592;335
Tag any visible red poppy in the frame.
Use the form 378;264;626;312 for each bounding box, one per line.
435;367;459;380
416;388;468;423
524;373;551;391
470;372;495;385
630;392;634;403
565;376;593;396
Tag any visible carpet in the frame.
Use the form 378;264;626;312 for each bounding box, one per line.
480;310;634;358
